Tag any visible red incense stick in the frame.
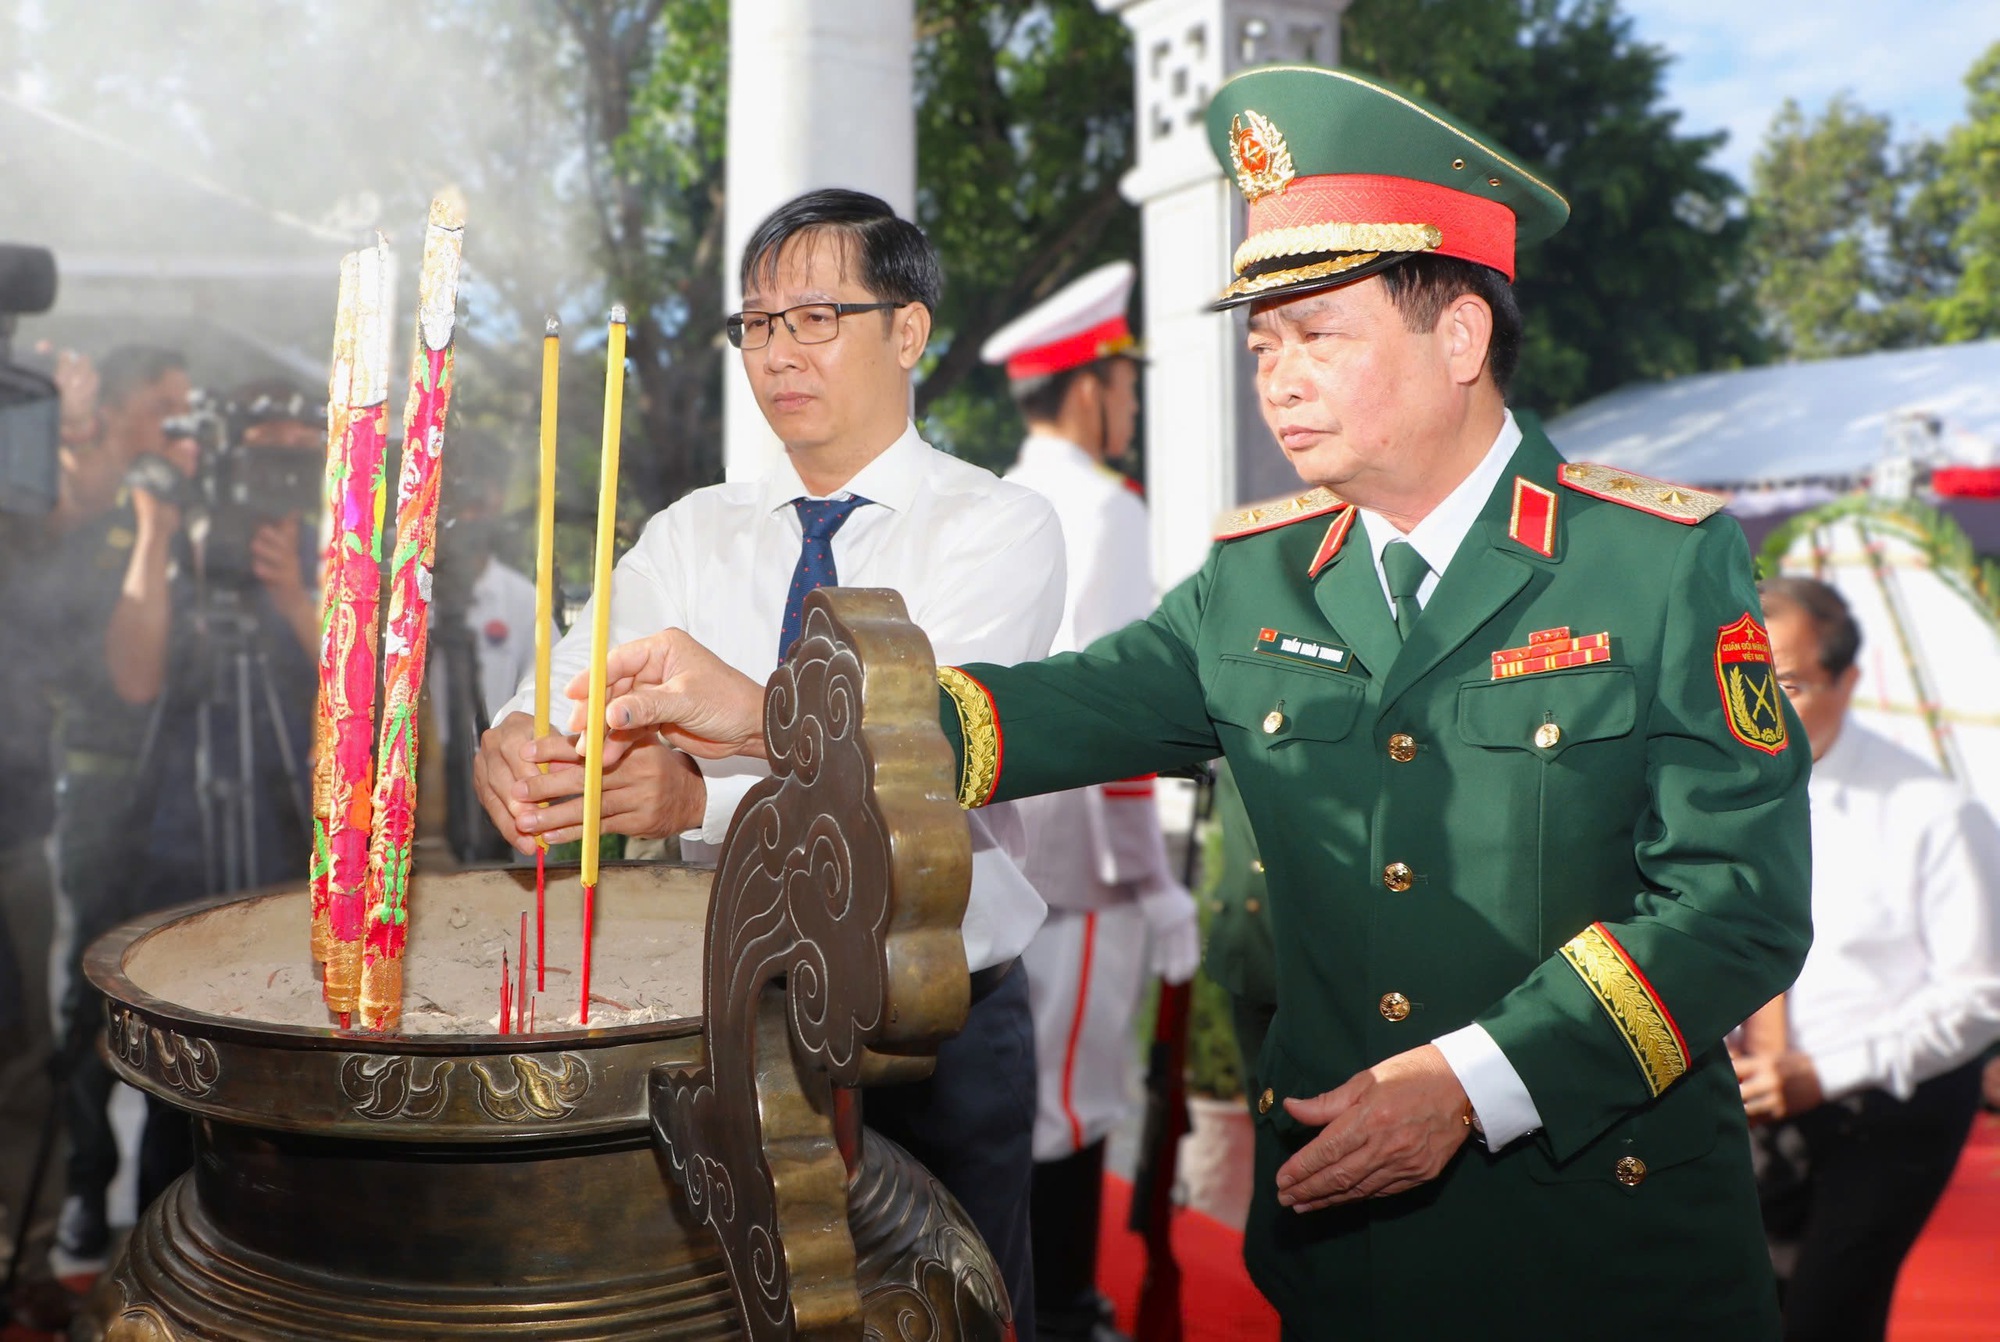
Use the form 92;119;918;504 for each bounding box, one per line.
500;950;512;1036
516;913;529;1034
535;850;547;992
580;882;596;1025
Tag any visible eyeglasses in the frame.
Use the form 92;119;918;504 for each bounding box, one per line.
725;302;900;350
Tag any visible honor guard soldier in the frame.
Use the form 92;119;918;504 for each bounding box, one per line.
982;262;1200;1342
575;68;1816;1340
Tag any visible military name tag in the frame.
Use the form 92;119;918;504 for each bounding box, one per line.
1715;613;1788;754
1254;627;1354;672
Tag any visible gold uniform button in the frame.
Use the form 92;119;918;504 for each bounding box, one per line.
1615;1155;1647;1187
1249;859;1265;874
1378;991;1412;1022
1258;1088;1275;1115
1262;709;1285;734
1534;722;1562;749
1387;732;1417;763
1244;898;1261;914
1383;862;1414;893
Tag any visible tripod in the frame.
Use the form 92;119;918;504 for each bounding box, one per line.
187;585;312;895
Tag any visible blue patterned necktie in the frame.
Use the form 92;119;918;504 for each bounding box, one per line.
777;495;872;665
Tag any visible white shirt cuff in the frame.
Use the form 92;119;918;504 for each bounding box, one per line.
1433;1023;1543;1149
689;768;759;847
1807;1041;1881;1103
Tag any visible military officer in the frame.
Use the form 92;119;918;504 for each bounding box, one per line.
575;67;1813;1339
981;261;1200;1342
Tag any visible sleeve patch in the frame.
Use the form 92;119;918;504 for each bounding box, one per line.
1714;613;1789;755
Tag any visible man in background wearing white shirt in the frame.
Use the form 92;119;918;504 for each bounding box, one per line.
1739;576;2000;1340
981;261;1198;1342
472;189;1066;1331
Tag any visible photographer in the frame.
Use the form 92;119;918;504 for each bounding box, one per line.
44;365;321;1274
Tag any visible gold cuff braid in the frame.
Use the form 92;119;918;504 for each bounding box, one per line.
937;667;999;809
1558;924;1689;1098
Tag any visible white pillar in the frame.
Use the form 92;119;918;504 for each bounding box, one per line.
1098;0;1350;589
723;0;916;481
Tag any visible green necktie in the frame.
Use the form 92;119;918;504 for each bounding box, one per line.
1382;539;1430;642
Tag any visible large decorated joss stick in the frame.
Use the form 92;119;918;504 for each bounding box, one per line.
578;304;628;1026
357;197;466;1033
308;255;359;972
534;316;559;993
321;238;396;1024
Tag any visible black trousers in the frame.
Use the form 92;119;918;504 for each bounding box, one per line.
865;963;1036;1342
1760;1061;1982;1342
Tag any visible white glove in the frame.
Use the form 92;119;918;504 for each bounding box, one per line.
1137;880;1200;985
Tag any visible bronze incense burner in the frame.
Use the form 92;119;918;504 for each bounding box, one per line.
76;591;1010;1341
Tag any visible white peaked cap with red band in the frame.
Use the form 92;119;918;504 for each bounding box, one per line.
980;260;1140;381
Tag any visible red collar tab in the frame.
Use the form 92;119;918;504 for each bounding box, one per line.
1004;316;1136;380
1308;505;1358;578
1507;476;1558;557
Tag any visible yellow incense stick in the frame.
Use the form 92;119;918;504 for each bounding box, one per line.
581;307;625;887
579;306;626;1021
533;316;559;993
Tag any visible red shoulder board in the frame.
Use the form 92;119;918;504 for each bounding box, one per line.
1214;486;1346;541
1558;462;1725;525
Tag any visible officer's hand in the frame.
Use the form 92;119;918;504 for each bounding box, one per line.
250;515;307;604
1137;880;1200;984
1734;1050;1823;1125
473;712;545;852
564;628;767;761
1275;1044;1470;1210
510;731;705;846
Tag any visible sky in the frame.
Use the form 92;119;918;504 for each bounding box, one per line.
1619;0;2000;183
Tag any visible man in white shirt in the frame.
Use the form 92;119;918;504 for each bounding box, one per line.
981;260;1198;1342
1739;576;2000;1340
472;189;1065;1329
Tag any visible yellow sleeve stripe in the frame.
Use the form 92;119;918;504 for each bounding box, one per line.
1558;923;1691;1097
938;667;1001;809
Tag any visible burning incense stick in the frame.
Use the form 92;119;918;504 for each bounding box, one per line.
534;316;559;993
309;255;358;974
578;305;628;1026
358;196;466;1033
500;949;512;1036
321;238;394;1026
516;912;529;1035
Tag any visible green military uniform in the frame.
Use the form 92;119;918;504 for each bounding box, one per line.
932;66;1813;1340
1199;761;1277;1093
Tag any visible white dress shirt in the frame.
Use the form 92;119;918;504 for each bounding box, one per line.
1787;719;2000;1100
497;422;1067;970
1353;411;1544;1148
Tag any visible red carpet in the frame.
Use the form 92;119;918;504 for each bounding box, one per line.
1100;1113;2000;1341
1889;1111;2000;1341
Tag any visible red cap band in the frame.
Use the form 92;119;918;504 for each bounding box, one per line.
1004;316;1135;380
1247;173;1519;281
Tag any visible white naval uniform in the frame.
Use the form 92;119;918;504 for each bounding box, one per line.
1006;432;1178;1160
496;422;1063;971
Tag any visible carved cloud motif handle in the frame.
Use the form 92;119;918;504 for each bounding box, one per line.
650;589;974;1342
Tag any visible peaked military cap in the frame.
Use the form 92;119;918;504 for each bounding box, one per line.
1205;66;1570;309
981;260;1141;380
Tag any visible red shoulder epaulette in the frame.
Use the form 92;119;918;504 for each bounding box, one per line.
1213;486;1346;541
1558;462;1726;525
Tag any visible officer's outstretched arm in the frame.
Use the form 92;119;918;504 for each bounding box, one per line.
939;555;1220;809
1474;520;1814;1163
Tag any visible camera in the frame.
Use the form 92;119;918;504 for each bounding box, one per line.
0;244;60;519
134;387;325;589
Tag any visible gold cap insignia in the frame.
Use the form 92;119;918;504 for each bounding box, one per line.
1229;110;1295;203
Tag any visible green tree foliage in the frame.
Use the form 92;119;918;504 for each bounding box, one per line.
1930;43;2000;343
911;0;1138;471
1744;95;1949;358
1344;0;1764;412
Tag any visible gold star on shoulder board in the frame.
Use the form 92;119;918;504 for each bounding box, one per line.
1558;462;1724;525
